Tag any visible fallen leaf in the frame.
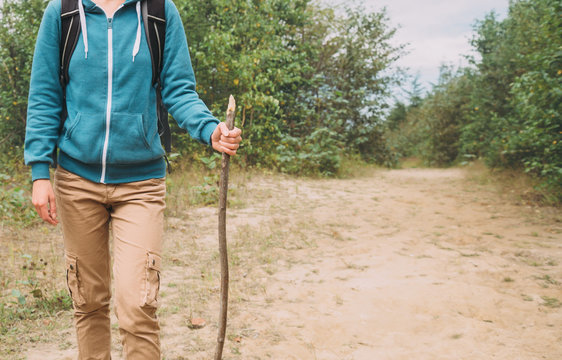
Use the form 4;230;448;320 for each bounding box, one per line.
188;317;206;329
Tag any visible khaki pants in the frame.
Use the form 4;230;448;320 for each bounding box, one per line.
54;166;166;360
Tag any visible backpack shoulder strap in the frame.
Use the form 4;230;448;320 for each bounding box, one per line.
142;0;166;86
53;0;81;168
142;0;171;154
60;0;81;87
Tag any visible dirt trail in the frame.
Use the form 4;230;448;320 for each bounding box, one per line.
25;166;562;359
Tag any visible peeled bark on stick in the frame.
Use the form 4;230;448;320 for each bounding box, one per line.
214;95;235;360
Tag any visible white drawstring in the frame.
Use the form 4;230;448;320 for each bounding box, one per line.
78;0;141;62
132;1;141;61
78;0;88;59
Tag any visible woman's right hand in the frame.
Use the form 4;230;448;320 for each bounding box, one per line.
32;179;58;225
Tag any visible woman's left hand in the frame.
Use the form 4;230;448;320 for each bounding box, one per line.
211;122;242;156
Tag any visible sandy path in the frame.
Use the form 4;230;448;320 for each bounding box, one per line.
25;166;562;359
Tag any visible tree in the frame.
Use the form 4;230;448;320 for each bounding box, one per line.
0;0;46;149
384;0;561;200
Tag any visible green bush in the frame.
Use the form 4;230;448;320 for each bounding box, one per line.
0;0;46;149
0;147;37;227
386;0;561;202
276;127;343;176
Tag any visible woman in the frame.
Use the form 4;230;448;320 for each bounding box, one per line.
24;0;242;358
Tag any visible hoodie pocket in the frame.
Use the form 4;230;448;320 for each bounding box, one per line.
59;112;105;164
107;112;164;164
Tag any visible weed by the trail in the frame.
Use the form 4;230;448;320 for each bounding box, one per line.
541;296;561;308
0;175;38;227
534;274;559;287
165;154;248;212
189;154;220;206
0;226;71;354
164;156;218;215
0;253;71;337
336;154;382;178
0;148;39;227
398;156;424;169
190;175;219;206
0;289;71;334
464;159;560;207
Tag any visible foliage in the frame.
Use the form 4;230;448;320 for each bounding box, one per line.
386;101;407;131
418;66;473;166
0;0;46;149
0;147;37;227
0;288;71;335
501;0;561;193
0;183;37;226
189;154;221;205
305;4;402;164
276;127;343;176
173;0;402;170
386;0;561;202
189;174;219;205
1;253;72;336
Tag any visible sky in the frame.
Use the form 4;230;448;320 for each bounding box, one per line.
319;0;509;99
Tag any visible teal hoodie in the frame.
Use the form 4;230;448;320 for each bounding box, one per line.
24;0;219;183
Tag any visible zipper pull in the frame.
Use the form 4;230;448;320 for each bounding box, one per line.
108;18;113;29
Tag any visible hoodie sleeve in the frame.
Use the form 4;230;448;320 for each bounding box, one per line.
160;0;219;146
23;0;64;181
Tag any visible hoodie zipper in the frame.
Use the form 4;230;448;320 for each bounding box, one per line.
100;16;113;183
99;4;124;183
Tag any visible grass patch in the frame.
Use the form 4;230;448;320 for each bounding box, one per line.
1;289;72;356
541;296;561;308
0;171;39;228
0;226;73;357
164;158;252;217
1;289;71;333
398;156;424;168
336;154;382;179
534;274;559;287
464;159;561;207
340;258;368;271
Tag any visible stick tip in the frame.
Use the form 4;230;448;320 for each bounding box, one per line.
227;95;236;113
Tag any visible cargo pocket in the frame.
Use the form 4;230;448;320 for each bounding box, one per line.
65;254;86;308
142;252;161;308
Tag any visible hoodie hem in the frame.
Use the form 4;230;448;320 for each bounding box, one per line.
59;151;166;184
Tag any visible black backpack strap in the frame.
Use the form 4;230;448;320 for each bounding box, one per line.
142;0;166;86
60;0;81;88
52;0;81;168
142;0;172;156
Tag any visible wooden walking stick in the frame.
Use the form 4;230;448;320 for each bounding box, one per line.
215;95;236;360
